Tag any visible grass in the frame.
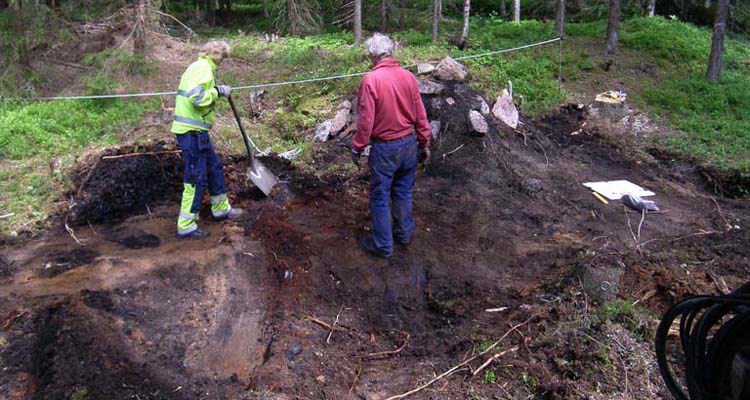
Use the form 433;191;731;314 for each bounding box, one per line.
0;98;152;235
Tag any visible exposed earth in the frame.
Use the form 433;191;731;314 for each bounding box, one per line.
1;82;749;400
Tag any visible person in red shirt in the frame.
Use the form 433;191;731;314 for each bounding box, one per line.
350;33;431;258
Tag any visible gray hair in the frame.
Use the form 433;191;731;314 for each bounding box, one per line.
365;33;394;59
199;40;231;62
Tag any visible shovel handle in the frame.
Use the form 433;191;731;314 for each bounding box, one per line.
227;95;256;163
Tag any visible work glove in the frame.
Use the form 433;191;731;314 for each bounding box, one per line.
216;85;232;98
350;148;362;167
418;147;431;165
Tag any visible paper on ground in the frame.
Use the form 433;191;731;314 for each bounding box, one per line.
583;180;655;200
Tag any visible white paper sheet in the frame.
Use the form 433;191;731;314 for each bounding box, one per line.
583;180;655;200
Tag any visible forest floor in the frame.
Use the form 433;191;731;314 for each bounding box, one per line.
1;15;750;400
2;77;750;399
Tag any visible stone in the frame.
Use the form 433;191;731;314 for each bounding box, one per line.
287;342;304;360
339;99;352;110
314;120;332;142
430;98;443;111
315;375;327;384
330;107;350;134
446;97;455;106
429;120;441;140
477;96;490;116
468;110;488;135
433;57;469;81
417;63;436;75
577;263;623;304
522;178;543;195
492;89;519;129
417;79;446;95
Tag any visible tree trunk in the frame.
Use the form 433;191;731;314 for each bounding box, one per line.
134;0;148;57
399;0;405;29
380;0;388;32
513;0;520;22
1;0;9;9
605;0;621;54
500;0;506;17
647;0;655;16
50;0;55;14
459;0;470;49
706;0;728;82
354;0;362;45
705;0;711;8
432;0;440;43
287;0;296;35
263;0;268;17
555;0;565;35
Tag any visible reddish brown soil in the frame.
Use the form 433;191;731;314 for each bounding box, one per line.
1;89;749;399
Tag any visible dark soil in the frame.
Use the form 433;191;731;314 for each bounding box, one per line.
40;248;100;278
67;142;183;226
2;82;749;400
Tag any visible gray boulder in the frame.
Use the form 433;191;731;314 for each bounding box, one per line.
417;63;436;75
433;57;469;82
429;120;442;140
492;89;519;129
314;120;332;142
417;79;446;95
468;110;488;135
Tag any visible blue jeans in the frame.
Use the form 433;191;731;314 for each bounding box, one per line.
369;135;418;255
176;131;227;213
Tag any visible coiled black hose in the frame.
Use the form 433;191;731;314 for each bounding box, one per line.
655;283;750;400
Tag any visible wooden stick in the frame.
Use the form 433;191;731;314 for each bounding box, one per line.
385;317;533;400
327;305;344;344
365;332;410;359
0;213;15;219
43;58;91;70
471;346;519;377
102;150;182;160
305;316;349;332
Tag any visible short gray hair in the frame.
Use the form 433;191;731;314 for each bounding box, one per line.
199;40;231;62
365;33;394;59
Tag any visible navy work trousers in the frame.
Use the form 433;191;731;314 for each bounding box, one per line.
176;131;227;213
368;134;418;255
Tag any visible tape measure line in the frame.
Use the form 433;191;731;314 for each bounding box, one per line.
0;37;562;102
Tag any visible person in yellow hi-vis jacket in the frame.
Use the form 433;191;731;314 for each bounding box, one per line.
171;40;243;239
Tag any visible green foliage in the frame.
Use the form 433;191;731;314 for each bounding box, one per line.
601;299;654;341
70;388;89;400
483;370;497;384
0;99;149;159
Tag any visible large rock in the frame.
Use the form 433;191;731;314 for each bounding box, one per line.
330;107;350;134
477;96;490;116
468;110;488;135
433;57;469;82
314;120;332;142
417;63;436;75
492;89;519;129
429;120;441;140
417;79;446;95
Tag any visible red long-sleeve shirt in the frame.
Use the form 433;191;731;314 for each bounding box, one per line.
352;58;431;152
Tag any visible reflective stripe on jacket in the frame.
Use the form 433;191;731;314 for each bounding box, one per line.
171;56;220;134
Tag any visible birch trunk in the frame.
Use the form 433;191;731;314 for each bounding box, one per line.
459;0;470;48
706;0;728;82
555;0;565;35
513;0;520;22
606;0;621;54
432;0;440;44
354;0;362;45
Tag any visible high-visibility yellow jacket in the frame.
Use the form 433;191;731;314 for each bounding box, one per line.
171;56;220;134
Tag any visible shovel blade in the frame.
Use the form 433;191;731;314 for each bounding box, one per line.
246;159;278;196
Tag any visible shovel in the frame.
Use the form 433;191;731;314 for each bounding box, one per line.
227;95;278;196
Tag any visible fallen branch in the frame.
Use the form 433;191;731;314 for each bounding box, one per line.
471;346;519;377
150;8;197;37
43;58;91;70
305;316;349;332
441;143;465;161
365;332;410;359
384;317;532;400
327;305;344;344
64;216;81;245
102;150;182;160
0;213;15;219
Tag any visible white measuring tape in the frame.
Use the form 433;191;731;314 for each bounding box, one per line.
0;37;562;102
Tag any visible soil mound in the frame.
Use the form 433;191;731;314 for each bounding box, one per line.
67;142;182;226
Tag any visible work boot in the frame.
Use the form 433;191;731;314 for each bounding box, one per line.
359;237;392;258
176;228;210;240
394;236;411;247
212;207;244;222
